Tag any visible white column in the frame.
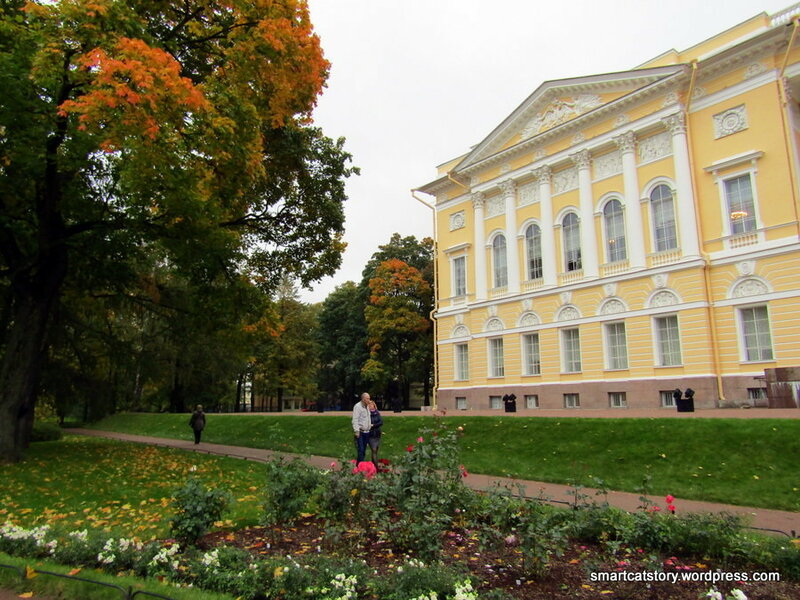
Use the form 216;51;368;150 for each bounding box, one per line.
614;131;646;270
571;149;599;279
472;192;487;301
500;180;520;293
534;166;557;287
663;112;700;258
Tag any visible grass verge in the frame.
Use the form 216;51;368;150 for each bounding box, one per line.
86;412;800;511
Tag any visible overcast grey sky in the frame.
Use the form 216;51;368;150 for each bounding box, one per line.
299;0;790;303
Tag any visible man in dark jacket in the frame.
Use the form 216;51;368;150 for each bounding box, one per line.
189;404;206;444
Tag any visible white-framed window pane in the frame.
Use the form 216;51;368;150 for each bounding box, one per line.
456;397;467;410
489;395;502;410
740;305;773;361
453;256;466;297
489;338;505;377
525;224;543;280
455;343;469;381
725;174;757;234
747;388;767;404
522;333;541;375
605;322;628;370
561;328;581;372
493;236;508;288
563;213;582;271
603;199;627;262
655;315;681;366
525;394;539;409
564;393;580;408
609;392;627;408
660;390;676;407
651;184;678;251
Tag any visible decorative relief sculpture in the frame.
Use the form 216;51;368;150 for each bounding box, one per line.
593;150;622;180
652;273;668;289
449;211;465;231
472;192;485;209
518;182;540;207
713;105;748;139
736;261;755;276
614;114;630;127
650;290;678;307
637;131;671;163
488;305;497;317
519;312;540;327
572;132;586;144
552;166;578;194
485;318;504;332
485;195;505;218
732;278;769;298
744;62;767;79
452;325;469;338
600;298;626;315
560;291;572;304
522;95;603;138
522;298;533;311
662;91;679;107
692;86;707;100
603;283;617;297
455;314;464;325
557;305;580;321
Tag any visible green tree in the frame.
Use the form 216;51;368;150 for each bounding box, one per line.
0;0;356;461
364;258;432;407
316;281;369;410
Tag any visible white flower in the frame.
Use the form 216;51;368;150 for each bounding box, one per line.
706;589;723;600
730;590;748;600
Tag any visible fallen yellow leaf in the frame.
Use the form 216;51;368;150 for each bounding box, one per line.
18;593;34;598
25;566;37;579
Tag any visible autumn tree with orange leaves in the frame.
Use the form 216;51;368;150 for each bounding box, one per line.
0;0;356;461
363;257;433;407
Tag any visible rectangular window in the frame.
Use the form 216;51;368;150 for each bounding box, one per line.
747;388;767;405
609;392;627;408
605;322;628;370
453;256;467;297
561;328;581;373
654;315;682;366
660;390;676;407
455;397;467;410
525;394;539;409
740;305;774;361
724;174;757;235
489;338;505;377
489;396;502;410
522;333;541;375
454;343;469;381
564;393;580;408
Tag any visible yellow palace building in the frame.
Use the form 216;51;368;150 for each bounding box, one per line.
416;5;800;411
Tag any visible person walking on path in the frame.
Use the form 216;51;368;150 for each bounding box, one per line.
189;404;206;444
367;399;383;468
352;393;371;463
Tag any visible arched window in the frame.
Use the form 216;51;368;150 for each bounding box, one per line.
562;213;581;272
492;235;508;288
525;224;542;280
650;184;677;251
603;199;627;262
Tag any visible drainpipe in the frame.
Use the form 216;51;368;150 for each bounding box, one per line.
683;61;725;406
412;189;439;410
778;17;800;237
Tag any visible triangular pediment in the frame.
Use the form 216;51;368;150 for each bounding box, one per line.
454;65;686;172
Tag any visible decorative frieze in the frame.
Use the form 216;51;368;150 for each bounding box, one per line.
552;166;578;195
522;95;602;138
518;181;540;207
744;62;767;79
485;195;505;218
637;131;672;164
557;305;580;321
732;278;768;298
713;105;748;139
485;317;504;332
600;299;626;315
451;325;469;338
519;312;540;327
449;211;465;231
593;149;622;180
650;290;679;307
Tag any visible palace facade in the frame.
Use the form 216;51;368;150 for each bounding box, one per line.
417;6;800;410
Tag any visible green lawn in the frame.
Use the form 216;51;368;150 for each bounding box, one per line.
86;412;800;511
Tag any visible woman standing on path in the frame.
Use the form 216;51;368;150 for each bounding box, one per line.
189;404;206;444
367;399;383;468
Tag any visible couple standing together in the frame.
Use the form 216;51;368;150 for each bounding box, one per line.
352;392;382;465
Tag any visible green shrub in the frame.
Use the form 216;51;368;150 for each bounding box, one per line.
370;559;472;600
261;457;325;531
170;476;232;545
30;422;63;442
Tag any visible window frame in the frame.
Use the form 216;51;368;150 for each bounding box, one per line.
491;234;508;289
564;393;580;408
488;337;505;378
604;321;629;370
561;327;582;373
451;254;467;299
562;212;582;272
522;332;541;376
609;392;627;408
653;314;682;367
525;394;539;409
649;183;678;252
660;390;676;407
454;343;469;381
602;198;627;263
738;304;774;362
524;223;543;281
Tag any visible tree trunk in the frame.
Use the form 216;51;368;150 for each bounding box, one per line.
0;294;58;462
